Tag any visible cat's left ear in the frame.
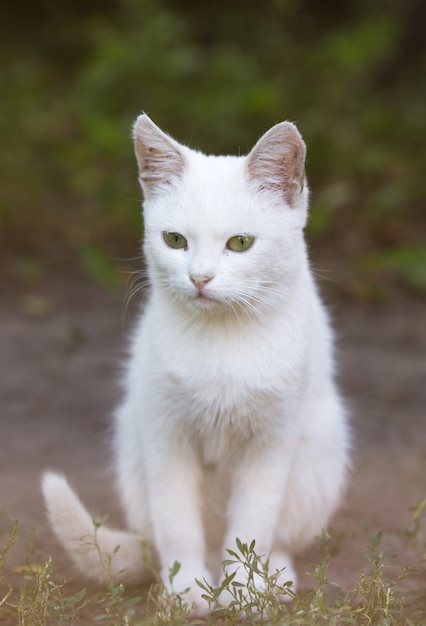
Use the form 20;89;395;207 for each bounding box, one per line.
246;122;306;207
133;114;186;197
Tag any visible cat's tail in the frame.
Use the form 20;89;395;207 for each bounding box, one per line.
41;472;154;586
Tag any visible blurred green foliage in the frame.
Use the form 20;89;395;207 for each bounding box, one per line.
1;0;425;293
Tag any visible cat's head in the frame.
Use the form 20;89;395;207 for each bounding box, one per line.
133;114;309;317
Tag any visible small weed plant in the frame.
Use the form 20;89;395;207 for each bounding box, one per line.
0;503;425;625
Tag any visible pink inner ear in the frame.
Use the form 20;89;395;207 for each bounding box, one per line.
273;145;305;204
247;122;306;206
133;115;186;196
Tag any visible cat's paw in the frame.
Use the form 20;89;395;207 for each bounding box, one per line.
179;584;210;618
267;551;297;602
161;565;212;617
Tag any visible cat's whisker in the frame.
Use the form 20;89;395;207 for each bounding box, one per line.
122;269;151;328
124;271;150;300
234;295;268;325
236;286;286;317
310;266;338;283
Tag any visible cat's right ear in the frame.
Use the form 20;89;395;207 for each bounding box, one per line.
133;114;186;197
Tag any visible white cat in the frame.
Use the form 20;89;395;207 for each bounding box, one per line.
42;115;349;616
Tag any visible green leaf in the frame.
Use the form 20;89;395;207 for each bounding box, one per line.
194;578;210;592
235;537;247;554
92;513;109;529
123;595;143;607
63;588;86;607
225;549;240;560
168;560;181;585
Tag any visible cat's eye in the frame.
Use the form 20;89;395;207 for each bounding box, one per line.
162;231;188;249
226;234;255;252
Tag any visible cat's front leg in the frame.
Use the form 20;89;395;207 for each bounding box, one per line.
221;439;296;600
143;439;212;616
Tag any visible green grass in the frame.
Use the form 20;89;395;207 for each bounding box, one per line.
1;503;425;625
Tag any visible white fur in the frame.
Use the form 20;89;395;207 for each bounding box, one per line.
42;115;349;616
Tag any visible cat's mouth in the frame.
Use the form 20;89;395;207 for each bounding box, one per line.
176;283;233;312
188;288;226;311
195;290;211;300
189;283;215;301
194;291;217;304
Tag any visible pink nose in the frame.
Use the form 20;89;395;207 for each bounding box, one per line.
190;274;214;290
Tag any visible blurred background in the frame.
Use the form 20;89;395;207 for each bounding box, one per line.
1;0;425;300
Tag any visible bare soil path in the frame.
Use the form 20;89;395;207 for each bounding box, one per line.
1;279;425;613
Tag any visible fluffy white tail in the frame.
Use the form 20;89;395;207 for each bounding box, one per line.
42;472;153;585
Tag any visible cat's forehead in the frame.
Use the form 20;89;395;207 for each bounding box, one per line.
185;152;246;193
179;152;252;220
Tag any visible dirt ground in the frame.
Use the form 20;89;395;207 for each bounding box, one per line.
1;277;425;612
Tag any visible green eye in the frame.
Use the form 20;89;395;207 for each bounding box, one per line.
162;231;188;249
226;234;255;252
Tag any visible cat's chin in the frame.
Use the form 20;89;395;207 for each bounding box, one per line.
178;291;232;316
190;293;227;313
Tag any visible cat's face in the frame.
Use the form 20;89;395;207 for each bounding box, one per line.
134;116;309;316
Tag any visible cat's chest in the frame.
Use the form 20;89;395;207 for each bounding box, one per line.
161;356;288;465
145;306;308;417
